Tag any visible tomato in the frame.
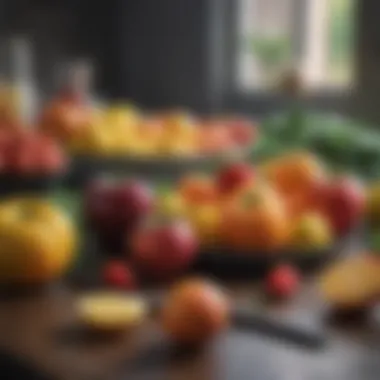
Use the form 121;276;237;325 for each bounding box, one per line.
103;260;136;289
265;265;300;298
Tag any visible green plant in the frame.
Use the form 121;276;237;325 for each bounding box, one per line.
249;35;291;69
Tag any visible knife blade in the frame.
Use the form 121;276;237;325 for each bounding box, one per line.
147;292;326;350
232;306;326;350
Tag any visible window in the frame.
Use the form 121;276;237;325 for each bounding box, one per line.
237;0;355;93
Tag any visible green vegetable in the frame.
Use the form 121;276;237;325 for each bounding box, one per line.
259;110;380;180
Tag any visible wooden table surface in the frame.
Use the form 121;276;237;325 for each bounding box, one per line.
0;283;379;380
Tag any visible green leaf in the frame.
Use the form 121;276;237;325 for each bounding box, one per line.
369;231;380;253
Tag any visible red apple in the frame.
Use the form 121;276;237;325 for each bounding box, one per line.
216;162;255;195
320;176;365;236
85;178;116;228
85;179;154;252
113;180;154;231
131;219;198;279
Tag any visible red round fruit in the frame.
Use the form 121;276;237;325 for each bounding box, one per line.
84;179;154;251
265;265;300;298
113;180;154;232
131;220;198;279
216;162;255;195
103;261;136;289
226;118;256;146
321;176;365;236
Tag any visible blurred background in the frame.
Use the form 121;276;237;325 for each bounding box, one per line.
0;0;374;120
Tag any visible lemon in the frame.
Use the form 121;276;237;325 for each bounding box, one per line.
76;292;148;331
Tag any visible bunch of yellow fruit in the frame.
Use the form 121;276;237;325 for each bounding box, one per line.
69;105;141;155
69;106;200;157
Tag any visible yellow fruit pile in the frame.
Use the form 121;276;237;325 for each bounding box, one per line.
39;98;255;158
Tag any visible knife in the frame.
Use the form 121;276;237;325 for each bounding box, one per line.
232;306;326;350
148;293;326;350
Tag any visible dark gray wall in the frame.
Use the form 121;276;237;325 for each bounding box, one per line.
2;0;379;122
0;0;114;97
351;0;380;125
0;0;78;95
113;0;223;112
0;0;224;113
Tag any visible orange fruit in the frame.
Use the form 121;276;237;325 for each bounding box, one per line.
178;174;217;205
220;182;289;251
261;152;327;197
161;278;230;344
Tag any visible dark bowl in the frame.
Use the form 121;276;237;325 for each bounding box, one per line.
0;172;64;197
66;145;254;187
191;239;349;279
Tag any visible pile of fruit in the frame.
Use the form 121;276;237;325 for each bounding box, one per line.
84;151;366;280
1;79;380;348
38;92;256;158
0;129;67;176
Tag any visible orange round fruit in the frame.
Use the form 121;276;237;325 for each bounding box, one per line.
39;100;92;143
261;152;327;197
285;193;312;220
220;182;289;251
179;174;217;205
161;278;230;344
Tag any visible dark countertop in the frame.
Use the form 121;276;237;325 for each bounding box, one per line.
0;282;379;380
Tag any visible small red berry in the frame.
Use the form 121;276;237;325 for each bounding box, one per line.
265;264;300;299
103;261;136;289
